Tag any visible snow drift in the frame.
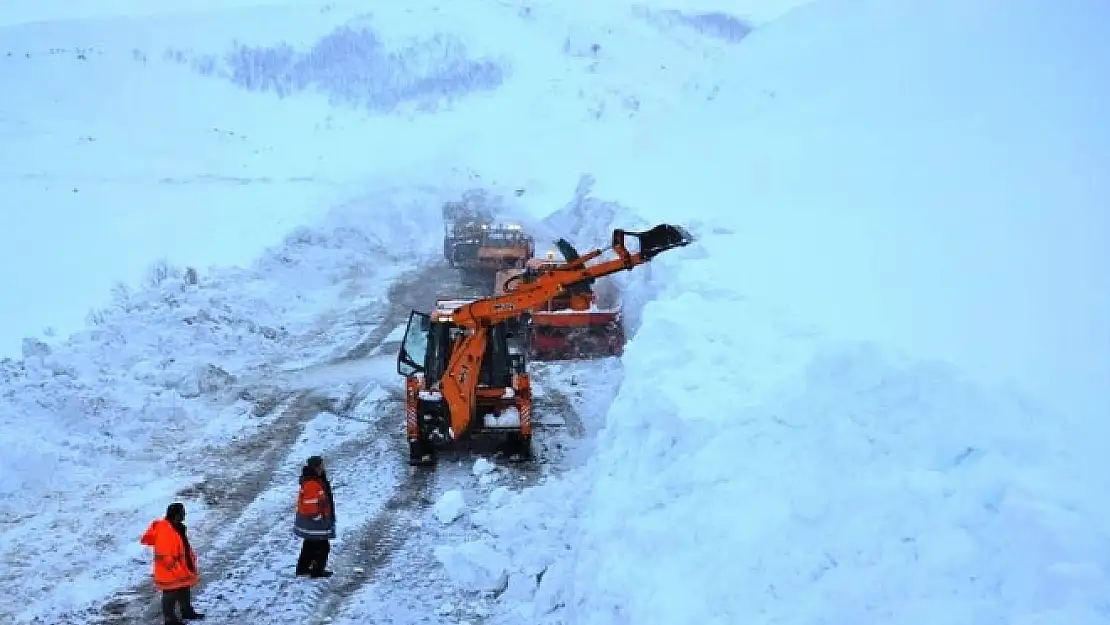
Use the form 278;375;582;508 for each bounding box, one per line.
0;187;447;620
590;0;1110;422
478;1;1110;624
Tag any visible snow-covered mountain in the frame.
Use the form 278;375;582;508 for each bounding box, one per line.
1;1;1107;624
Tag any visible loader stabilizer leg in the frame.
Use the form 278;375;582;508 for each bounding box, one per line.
621;224;694;260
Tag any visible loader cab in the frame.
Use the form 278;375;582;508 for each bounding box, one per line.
397;308;516;389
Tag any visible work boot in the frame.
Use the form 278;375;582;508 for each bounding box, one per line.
181;611;205;620
310;570;334;578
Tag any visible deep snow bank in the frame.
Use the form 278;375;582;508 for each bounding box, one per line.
0;185;449;620
597;0;1110;421
482;1;1110;624
569;243;1109;624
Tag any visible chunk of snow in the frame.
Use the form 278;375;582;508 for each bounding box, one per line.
488;486;511;507
434;489;466;524
483;407;520;427
472;458;496;476
501;571;538;603
175;364;237;399
433;541;510;593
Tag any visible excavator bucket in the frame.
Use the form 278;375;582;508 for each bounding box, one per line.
620;224;694;260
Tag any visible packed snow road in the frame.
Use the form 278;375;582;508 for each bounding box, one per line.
47;259;607;625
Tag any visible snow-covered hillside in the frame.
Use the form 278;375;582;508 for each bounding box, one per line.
0;0;516;356
2;0;1108;624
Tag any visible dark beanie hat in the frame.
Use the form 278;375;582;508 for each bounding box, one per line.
306;455;323;468
165;502;186;521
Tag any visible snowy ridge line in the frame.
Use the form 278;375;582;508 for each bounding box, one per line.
11;267;399;622
2;183;452;623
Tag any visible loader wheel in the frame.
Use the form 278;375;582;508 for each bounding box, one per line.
498;432;533;463
408;439;436;467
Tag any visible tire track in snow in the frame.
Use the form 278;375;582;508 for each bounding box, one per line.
118;262;473;624
301;464;436;625
534;387;586;439
317;361;606;625
234;262;509;624
208;391;419;625
84;388;344;625
336;261;487;362
77;261;464;625
228;263;483;623
273;393;436;625
61;256;580;625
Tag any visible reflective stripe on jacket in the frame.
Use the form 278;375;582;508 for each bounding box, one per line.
139;519;199;591
294;477;335;539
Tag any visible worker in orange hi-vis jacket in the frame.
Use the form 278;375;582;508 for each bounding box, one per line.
140;502;205;624
294;455;336;577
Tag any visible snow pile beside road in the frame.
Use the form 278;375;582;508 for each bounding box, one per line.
567;273;1109;624
472;474;587;622
0;189;447;621
470;0;1110;623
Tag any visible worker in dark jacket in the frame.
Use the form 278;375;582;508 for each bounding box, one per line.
294;455;335;577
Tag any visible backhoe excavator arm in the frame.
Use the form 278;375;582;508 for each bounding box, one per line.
434;224;693;436
446;224;693;329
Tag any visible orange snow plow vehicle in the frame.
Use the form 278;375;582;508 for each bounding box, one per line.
397;223;693;466
494;238;625;360
442;209;535;290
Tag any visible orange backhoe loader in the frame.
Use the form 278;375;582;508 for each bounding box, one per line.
494;238;625;360
397;223;693;466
